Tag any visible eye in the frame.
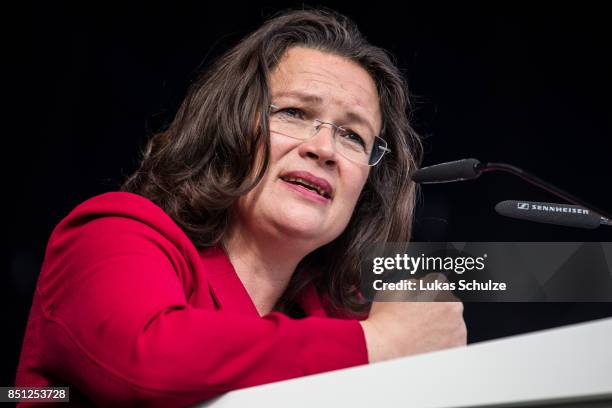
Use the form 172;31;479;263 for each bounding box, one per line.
339;129;367;149
275;107;305;120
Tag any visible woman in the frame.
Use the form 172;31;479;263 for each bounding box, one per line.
16;9;466;407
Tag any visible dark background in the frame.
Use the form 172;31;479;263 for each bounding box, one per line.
3;3;611;386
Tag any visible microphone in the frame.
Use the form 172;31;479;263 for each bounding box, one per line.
495;200;612;229
411;158;482;183
411;158;612;221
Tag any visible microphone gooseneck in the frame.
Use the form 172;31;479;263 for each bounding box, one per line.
412;158;612;221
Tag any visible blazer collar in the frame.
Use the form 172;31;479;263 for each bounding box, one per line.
199;246;327;317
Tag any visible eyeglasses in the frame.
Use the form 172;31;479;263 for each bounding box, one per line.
269;104;391;166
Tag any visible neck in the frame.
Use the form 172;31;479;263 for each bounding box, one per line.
222;225;308;316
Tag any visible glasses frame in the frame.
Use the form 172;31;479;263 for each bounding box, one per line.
269;104;391;166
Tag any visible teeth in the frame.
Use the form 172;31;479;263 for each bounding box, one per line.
283;177;329;198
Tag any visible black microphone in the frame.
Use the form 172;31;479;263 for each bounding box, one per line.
411;158;612;221
411;158;482;183
495;200;612;229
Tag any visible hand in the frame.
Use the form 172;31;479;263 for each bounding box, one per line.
359;275;467;363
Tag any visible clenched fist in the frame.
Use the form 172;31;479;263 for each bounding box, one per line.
359;274;467;363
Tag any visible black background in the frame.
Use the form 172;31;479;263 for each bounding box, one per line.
3;2;611;386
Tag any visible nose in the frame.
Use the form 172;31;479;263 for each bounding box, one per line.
298;123;338;166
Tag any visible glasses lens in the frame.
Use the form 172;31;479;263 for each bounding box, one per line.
335;137;388;166
270;112;312;140
367;137;388;166
270;107;388;166
334;132;370;166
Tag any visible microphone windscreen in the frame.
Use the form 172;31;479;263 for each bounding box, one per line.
495;200;601;229
412;158;481;183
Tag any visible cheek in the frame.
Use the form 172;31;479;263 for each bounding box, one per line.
254;136;296;187
348;167;370;201
337;166;369;213
269;134;298;161
240;137;297;207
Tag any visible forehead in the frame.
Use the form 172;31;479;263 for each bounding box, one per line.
270;47;382;134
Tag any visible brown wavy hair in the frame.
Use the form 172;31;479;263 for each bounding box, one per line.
122;8;422;314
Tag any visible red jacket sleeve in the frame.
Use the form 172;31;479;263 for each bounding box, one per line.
29;196;368;407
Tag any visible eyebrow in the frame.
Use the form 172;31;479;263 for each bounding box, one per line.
273;90;377;135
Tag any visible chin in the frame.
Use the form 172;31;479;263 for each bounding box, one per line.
268;213;327;240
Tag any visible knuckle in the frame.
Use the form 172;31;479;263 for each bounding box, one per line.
441;301;463;314
452;301;464;313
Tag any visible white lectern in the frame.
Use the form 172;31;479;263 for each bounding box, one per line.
199;317;612;407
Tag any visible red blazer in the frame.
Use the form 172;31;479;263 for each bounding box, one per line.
15;192;368;407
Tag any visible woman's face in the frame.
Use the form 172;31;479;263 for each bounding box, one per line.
234;46;382;251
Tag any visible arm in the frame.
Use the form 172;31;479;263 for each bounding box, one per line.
36;216;367;406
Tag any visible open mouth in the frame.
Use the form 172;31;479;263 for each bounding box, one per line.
280;176;332;199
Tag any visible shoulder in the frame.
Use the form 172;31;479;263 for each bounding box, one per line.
59;192;176;232
44;192;201;273
38;192;202;300
52;192;190;247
